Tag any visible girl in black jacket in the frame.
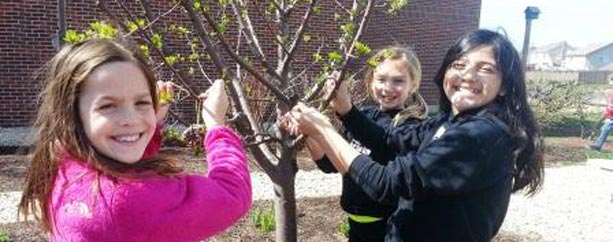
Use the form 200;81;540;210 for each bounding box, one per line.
283;29;544;242
305;47;428;242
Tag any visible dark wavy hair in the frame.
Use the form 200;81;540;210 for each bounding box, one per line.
432;29;544;195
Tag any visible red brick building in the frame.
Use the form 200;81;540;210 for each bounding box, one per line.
0;0;481;127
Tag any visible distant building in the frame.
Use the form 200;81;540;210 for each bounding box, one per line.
528;42;613;71
563;43;613;71
527;41;574;70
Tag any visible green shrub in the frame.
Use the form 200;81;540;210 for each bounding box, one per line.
0;231;8;242
251;204;275;233
162;127;185;147
181;124;207;156
337;219;350;238
527;80;593;137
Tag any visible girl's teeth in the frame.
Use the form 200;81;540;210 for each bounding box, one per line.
116;134;139;142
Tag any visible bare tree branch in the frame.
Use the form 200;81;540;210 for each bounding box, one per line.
230;1;283;82
123;0;182;37
333;0;351;15
267;0;285;14
288;0;374;149
253;3;292;57
181;1;279;175
321;0;373;109
195;4;292;105
97;0;201;98
279;0;318;81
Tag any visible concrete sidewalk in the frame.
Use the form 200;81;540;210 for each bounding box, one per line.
0;127;33;154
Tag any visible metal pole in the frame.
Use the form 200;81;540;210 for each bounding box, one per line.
57;0;66;50
521;19;532;69
521;6;540;70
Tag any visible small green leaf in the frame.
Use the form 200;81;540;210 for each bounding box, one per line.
159;91;173;105
165;54;179;66
188;53;199;62
367;56;379;68
355;41;371;56
193;1;201;9
139;44;150;57
127;19;146;32
89;22;118;39
340;23;356;35
151;33;164;50
387;0;408;15
63;29;86;43
328;51;343;63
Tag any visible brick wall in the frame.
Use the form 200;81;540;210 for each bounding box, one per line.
0;0;481;127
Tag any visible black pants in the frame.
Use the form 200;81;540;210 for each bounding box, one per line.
348;217;387;242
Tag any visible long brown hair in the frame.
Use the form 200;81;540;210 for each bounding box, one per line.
364;46;428;126
19;39;181;233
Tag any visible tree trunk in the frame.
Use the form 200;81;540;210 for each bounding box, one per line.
273;171;297;242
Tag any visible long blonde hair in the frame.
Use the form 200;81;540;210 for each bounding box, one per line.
19;39;180;233
364;46;428;126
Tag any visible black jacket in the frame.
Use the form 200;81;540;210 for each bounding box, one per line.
343;107;514;242
315;105;421;218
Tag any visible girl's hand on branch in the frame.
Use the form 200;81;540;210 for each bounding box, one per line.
324;72;352;116
199;79;228;128
156;81;174;122
282;103;334;137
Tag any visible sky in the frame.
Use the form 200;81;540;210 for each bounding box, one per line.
479;0;613;51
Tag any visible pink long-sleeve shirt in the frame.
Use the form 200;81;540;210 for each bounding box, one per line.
49;126;252;242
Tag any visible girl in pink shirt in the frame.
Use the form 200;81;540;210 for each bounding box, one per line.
18;39;251;241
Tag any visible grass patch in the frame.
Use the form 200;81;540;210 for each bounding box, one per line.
337;219;349;238
544;135;613;166
541;112;602;137
585;148;613;159
0;231;8;242
250;202;275;234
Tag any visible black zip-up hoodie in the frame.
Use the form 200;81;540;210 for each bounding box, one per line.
315;105;421;218
341;106;514;242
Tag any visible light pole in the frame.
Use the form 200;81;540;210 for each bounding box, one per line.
52;0;66;51
522;6;540;70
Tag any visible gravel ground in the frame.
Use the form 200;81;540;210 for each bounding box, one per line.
0;170;342;224
2;163;612;241
499;161;613;242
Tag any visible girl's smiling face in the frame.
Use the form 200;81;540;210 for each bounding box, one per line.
78;61;156;164
371;59;415;111
443;45;502;115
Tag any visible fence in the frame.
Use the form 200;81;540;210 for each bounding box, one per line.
527;71;613;84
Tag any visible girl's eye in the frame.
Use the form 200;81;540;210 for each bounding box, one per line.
136;100;152;106
98;104;115;110
451;62;466;70
480;66;496;72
